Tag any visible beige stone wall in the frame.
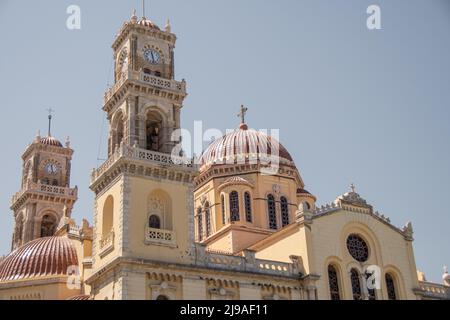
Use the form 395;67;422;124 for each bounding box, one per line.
310;210;419;300
0;279;81;300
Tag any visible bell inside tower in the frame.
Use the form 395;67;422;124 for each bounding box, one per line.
145;111;163;152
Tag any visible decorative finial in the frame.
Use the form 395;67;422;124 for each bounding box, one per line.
35;130;41;142
350;183;356;193
131;8;138;23
46;108;54;137
65;136;70;148
444;266;448;274
165;18;171;32
237;105;248;130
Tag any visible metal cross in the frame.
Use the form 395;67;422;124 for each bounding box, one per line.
237;105;248;124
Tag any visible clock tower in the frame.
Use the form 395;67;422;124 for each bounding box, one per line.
10;115;78;251
89;12;197;299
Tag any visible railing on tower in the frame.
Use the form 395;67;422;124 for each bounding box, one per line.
11;182;78;205
91;143;197;183
103;70;186;104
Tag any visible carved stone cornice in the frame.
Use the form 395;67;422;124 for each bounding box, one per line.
90;145;198;196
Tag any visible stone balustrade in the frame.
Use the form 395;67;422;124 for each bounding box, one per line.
99;231;114;257
145;227;176;247
91;144;197;182
419;281;449;300
11;182;78;205
195;246;298;278
103;70;186;104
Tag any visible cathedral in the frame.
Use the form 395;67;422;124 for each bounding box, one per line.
0;12;448;301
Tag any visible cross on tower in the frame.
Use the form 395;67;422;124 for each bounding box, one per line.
46;108;54;136
237;105;248;124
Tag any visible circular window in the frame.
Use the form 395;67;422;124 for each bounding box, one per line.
346;234;369;262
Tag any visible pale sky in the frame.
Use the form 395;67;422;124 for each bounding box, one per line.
0;0;449;283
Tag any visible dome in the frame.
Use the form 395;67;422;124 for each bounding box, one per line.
199;124;294;170
137;17;160;30
40;136;63;147
0;237;78;282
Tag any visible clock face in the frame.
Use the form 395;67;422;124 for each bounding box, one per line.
45;163;59;175
144;49;161;65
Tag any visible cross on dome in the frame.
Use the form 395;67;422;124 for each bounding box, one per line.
237;105;249;130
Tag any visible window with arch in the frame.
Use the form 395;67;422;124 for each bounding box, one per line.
221;195;226;225
365;272;377;300
156;295;169;300
230;191;240;222
385;273;397;300
205;202;211;237
347;234;369;262
350;268;362;300
102;195;114;236
40;214;57;237
42;178;50;185
244;192;252;223
52;179;59;186
328;265;341;300
147;191;172;231
149;215;161;229
197;208;203;241
267;194;277;230
112;112;125;150
146;111;163;152
280;197;289;227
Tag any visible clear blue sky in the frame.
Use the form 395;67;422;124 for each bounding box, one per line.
0;0;449;283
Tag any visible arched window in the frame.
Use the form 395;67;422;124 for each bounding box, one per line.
221;195;226;225
52;179;59;186
267;194;277;230
156;295;169;300
385;273;397;300
146;111;163;152
350;269;362;300
102;195;114;236
244;192;252;223
328;265;341;300
197;208;203;241
42;178;50;185
40;214;56;237
230;191;240;222
281;197;289;227
365;271;377;300
205;202;211;237
155;71;162;77
149;215;161;229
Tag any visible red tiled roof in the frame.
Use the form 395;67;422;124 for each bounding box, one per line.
0;237;78;282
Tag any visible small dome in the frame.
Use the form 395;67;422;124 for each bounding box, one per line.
0;237;78;282
137;17;160;30
40;136;63;147
199;125;294;171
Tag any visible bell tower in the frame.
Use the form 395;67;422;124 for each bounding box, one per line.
10;113;78;250
105;11;185;157
89;12;197;298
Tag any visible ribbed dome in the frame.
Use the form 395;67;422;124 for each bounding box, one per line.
199;125;294;170
0;237;78;282
137;17;160;30
40;136;63;147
